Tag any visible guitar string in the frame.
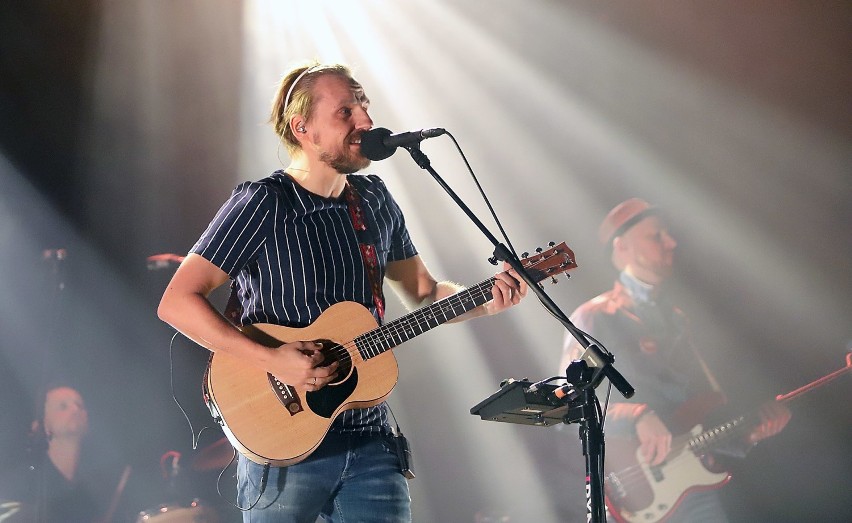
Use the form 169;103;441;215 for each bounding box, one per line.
321;256;559;363
354;249;564;356
332;279;493;359
315;280;495;368
292;251;559;371
606;426;746;488
345;250;563;360
297;250;561;381
359;283;493;357
610;362;851;489
360;280;494;350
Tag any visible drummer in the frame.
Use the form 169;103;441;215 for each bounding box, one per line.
0;384;102;522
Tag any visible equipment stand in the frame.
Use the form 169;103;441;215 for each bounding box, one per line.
403;142;632;523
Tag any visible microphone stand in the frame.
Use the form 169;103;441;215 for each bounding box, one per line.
403;144;634;522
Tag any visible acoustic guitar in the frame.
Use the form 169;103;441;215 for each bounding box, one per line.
204;242;576;466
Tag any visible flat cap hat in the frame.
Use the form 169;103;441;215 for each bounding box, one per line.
598;198;659;246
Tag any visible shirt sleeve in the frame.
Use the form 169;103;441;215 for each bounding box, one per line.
190;181;274;277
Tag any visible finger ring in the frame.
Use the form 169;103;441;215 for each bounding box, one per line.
312;377;317;386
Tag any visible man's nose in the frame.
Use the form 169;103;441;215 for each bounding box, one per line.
354;107;373;129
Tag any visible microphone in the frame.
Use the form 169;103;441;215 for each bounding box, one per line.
360;127;446;161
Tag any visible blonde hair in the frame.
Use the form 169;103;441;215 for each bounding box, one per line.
270;61;360;156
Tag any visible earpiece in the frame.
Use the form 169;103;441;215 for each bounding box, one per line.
297;126;306;133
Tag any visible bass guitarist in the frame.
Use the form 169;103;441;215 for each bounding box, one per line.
157;61;526;523
558;198;791;523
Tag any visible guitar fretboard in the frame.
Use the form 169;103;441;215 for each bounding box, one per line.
687;415;748;455
354;278;496;360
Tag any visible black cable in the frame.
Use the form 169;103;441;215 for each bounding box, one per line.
444;131;519;259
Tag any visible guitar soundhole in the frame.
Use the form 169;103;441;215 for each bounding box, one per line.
318;340;353;386
307;368;358;419
296;340;358;419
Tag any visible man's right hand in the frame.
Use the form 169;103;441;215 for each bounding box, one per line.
267;341;339;390
635;410;672;466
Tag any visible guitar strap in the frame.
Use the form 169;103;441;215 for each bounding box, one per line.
223;279;242;326
343;183;386;321
344;183;415;478
692;345;723;394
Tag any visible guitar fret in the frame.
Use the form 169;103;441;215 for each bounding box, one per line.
353;278;497;362
354;271;535;364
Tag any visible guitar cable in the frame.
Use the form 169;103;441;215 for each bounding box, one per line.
168;330;270;512
168;331;214;452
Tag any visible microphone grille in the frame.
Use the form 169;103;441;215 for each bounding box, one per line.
360;127;395;161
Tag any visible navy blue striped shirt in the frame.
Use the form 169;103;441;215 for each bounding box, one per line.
192;171;418;433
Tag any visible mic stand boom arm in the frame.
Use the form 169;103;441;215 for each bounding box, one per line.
403;145;633;395
404;144;634;523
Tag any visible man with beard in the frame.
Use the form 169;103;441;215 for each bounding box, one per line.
157;62;526;522
557;198;791;522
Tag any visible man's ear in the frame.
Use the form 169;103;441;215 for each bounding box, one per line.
291;117;307;135
612;235;624;253
611;236;628;271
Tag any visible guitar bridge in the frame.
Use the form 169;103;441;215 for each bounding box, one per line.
268;374;304;415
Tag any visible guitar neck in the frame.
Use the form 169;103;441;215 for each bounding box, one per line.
688;354;852;455
354;277;496;360
686;415;750;455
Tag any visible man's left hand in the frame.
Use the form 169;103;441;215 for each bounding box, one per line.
485;263;528;315
748;401;792;443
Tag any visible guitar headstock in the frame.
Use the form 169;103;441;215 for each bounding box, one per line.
520;242;577;284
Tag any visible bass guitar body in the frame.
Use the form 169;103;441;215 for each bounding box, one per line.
604;426;731;523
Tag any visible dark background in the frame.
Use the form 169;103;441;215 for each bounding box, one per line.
1;1;850;521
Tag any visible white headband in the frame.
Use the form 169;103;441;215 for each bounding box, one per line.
283;65;320;114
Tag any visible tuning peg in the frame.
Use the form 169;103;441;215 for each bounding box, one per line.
535;247;543;253
521;252;529;258
548;241;555;247
550;276;559;284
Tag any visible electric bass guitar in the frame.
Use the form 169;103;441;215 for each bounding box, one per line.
204;242;577;466
604;353;852;523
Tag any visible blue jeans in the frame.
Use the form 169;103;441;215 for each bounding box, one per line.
236;432;411;523
665;490;729;523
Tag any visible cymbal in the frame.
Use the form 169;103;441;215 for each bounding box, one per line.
192;437;235;471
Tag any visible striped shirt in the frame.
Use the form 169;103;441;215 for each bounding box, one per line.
192;171;418;434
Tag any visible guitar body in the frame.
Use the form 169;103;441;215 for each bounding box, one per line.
205;301;398;466
200;242;578;467
605;426;731;523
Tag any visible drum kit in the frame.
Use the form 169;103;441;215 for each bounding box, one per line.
134;437;236;523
